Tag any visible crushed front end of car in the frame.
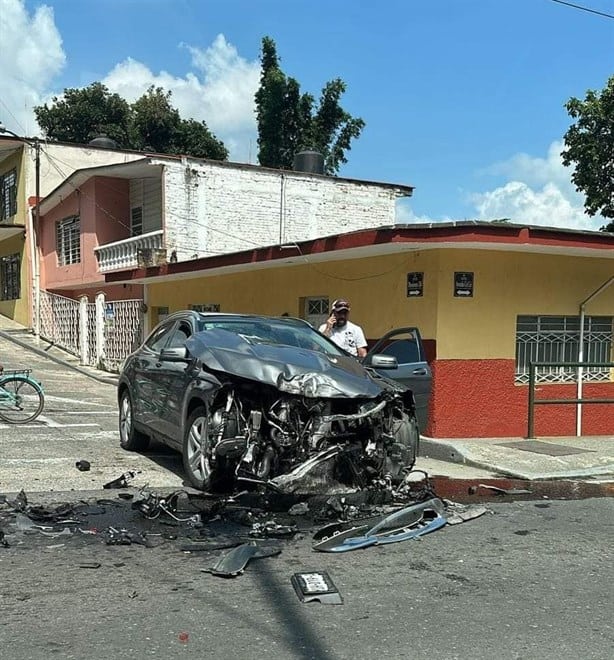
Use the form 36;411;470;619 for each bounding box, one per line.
184;329;420;493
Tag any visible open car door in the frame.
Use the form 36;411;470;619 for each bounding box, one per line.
363;327;432;432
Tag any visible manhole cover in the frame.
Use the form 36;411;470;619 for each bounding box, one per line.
498;440;595;456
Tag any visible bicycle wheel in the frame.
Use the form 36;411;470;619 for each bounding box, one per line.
0;376;45;424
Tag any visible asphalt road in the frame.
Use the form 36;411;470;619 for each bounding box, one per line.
0;497;612;660
0;335;184;493
1;336;613;659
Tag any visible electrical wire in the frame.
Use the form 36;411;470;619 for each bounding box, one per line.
549;0;614;19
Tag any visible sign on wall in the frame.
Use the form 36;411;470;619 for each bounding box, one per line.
406;272;424;297
454;272;474;297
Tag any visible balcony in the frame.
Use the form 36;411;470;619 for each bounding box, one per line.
95;230;165;273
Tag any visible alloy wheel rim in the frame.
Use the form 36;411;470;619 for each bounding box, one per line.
187;415;211;482
120;396;131;442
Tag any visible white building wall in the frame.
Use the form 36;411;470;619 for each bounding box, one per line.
24;143;142;198
157;158;405;262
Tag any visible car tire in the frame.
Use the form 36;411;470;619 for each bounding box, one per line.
387;411;419;481
182;406;215;491
119;389;150;451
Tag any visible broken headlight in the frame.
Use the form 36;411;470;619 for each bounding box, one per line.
277;372;345;398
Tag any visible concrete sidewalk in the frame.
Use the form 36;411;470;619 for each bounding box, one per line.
0;316;118;386
1;315;612;483
420;435;614;481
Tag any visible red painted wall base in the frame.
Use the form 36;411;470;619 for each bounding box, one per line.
427;359;614;438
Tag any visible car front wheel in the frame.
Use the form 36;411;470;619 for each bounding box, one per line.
183;406;215;491
119;389;150;451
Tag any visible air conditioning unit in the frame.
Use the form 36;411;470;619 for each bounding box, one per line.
137;247;167;268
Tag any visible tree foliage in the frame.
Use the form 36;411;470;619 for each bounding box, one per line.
34;83;227;160
255;37;365;175
561;75;614;230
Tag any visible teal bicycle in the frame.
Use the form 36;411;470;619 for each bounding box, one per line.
0;369;45;424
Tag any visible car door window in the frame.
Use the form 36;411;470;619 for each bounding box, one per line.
144;322;175;353
379;337;420;364
167;322;192;349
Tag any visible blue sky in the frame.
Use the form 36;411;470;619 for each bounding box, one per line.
1;0;613;229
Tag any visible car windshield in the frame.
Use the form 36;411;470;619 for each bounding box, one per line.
196;317;346;356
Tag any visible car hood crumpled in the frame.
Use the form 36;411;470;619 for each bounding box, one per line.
185;329;384;398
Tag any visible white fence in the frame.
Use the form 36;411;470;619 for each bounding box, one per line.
38;290;143;372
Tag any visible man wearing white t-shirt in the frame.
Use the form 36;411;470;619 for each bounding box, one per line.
318;298;368;358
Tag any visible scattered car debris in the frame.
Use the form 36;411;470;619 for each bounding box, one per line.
288;502;310;516
291;571;343;605
443;502;491;525
204;542;281;578
468;484;532;496
75;460;91;472
312;498;447;552
79;562;101;569
103;470;140;489
249;521;298;538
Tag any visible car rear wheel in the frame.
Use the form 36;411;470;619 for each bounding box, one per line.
183;406;214;491
119;389;150;451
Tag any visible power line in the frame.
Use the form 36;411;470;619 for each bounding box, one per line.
549;0;614;19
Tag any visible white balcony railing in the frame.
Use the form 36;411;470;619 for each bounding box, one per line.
95;230;164;272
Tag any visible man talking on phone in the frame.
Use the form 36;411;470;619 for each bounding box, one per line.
318;298;368;358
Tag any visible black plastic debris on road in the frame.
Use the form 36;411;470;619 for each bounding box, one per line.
75;460;91;472
292;571;343;604
103;470;140;489
204;542;281;578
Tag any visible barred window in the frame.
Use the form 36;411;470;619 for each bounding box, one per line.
56;216;81;265
516;315;613;384
0;253;20;300
131;206;143;237
0;168;17;220
189;304;220;313
304;296;329;330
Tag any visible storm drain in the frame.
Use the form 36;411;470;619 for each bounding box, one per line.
498;440;595;456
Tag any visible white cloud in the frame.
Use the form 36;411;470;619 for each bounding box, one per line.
395;199;453;224
102;34;260;161
471;141;605;231
0;0;65;135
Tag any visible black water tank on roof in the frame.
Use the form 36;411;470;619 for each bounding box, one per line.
293;150;325;175
88;135;118;149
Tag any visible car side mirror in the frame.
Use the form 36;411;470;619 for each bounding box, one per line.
365;354;398;369
160;346;189;362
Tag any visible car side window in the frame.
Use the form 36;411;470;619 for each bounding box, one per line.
379;338;420;365
144;322;175;353
167;322;192;349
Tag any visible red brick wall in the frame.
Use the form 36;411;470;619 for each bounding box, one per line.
428;359;614;438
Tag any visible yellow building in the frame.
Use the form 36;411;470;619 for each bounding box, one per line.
107;221;614;439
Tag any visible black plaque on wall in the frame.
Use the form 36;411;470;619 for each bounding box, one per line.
454;271;474;297
406;272;424;297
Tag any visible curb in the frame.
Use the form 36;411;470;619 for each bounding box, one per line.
420;436;614;481
0;330;119;386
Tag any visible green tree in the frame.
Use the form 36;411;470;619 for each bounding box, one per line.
561;75;614;229
34;82;131;146
34;83;227;160
255;37;365;175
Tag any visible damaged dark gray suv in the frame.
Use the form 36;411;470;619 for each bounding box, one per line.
118;311;422;492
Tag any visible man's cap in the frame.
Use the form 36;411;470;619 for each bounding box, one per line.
332;299;350;312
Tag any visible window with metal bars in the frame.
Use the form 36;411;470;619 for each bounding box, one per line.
0;253;20;300
515;315;613;384
131;206;143;237
0;168;17;220
304;296;329;329
56;216;81;265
